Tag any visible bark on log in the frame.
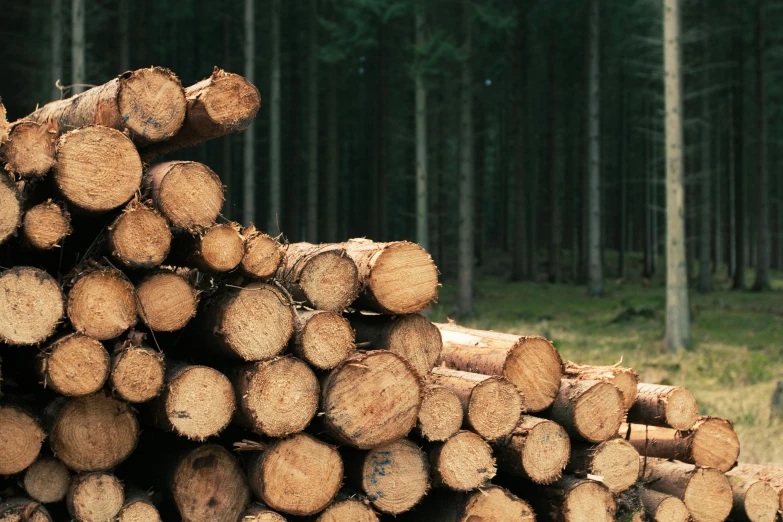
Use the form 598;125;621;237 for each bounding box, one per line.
22;200;71;250
48;392;139;471
247;433;343;516
110;342;166;403
495;415;570;485
241;504;287;522
428;367;523;441
39;333;110;397
54;126;143;212
566;437;640;493
0;267;64;346
726;463;783;516
350;312;442;377
169;444;250;522
429;430;496;491
627;383;699;430
436;322;564;412
144;161;224;232
291;309;354;370
620;417;740;472
22;456;71;504
639;489;690;522
232;356;319;437
241;225;283;279
116;491;161;522
321;350;422;449
1;121;57;177
0;405;45;475
416;385;464;442
67;268;137;341
155;363;235;441
725;474;778;522
187;223;245;272
317;499;378;522
0;498;52;522
548;379;625;443
139;68;261;160
136;270;198;332
530;476;616;522
204;282;295;361
458;486;535;522
277;243;359;312
0;173;22;246
641;459;733;522
564;362;639;410
106;200;171;268
27;67;187;146
66;472;124;522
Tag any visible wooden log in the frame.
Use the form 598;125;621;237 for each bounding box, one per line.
349;312;442;377
416;385;464;442
188;223;245;272
641;459;733;522
429;431;496;491
110;340;166;403
247;433;343;516
495;415;571;485
566;437;640;493
136;271;198;332
317;498;378;522
240;225;283;279
436;322;564;412
321;351;422;449
139;68;261;160
233;356;319;437
66;472;124;522
277;243;359;312
156;363;235;441
531;476;616;522
21;200;71;250
48;393;139;471
639;489;690;522
0;267;64;346
54;126;143;212
726;463;783;516
459;486;535;521
564;362;639;410
144;161;224;232
241;504;286;521
204;282;295;361
67;268;137;341
116;491;161;522
627;383;698;430
0;97;8;144
0;120;57;178
615;485;647;522
620;417;740;472
22;456;71;504
39;333;110;397
0;173;22;246
549;379;625;443
291;309;354;370
0;405;45;475
106;200;171;268
0;498;52;522
27;67;187;146
428;367;523;441
725;474;779;522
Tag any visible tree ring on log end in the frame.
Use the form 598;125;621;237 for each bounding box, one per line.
664;387;699;430
23;457;71;504
241;229;283;279
468;376;523;441
317;499;378;522
434;431;496;491
136;272;197;332
43;333;110;397
654;495;690;522
742;481;779;522
67;472;124;522
366;242;438;314
164;366;235;440
299;249;359;312
418;386;463;442
0;267;64;346
198;224;245;272
573;381;625;443
683;468;732;522
563;480;616;522
504;336;563;412
361;439;429;514
690;417;740;472
67;270;137;341
589;438;640;494
519;419;570;484
111;346;165;403
117;499;162;522
240;504;287;522
145;161;223;231
0;405;45;475
117;67;187;143
108;203;171;268
296;311;354;370
0;175;22;245
460;486;535;522
23;201;72;250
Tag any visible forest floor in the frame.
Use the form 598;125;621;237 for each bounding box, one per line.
431;252;783;464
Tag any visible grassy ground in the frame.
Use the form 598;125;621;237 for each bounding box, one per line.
430;253;783;464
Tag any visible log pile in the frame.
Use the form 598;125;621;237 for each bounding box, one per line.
0;68;779;522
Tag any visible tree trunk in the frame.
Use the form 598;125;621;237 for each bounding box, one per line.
566;438;640;494
618;86;627;280
67;472;124;522
51;0;63;100
71;0;85;95
726;463;783;516
326;65;339;242
586;0;603;296
548;36;561;284
243;0;256;225
733;28;746;289
457;0;474;317
417;385;464;442
22;456;71;504
511;14;527;281
626;383;698;430
415;10;429;251
307;0;319;243
548;379;624;443
429;430;496;491
753;0;771;291
494;415;570;485
292;309;354;370
22;200;72;250
269;0;282;232
0;405;45;476
40;333;110;397
119;0;129;72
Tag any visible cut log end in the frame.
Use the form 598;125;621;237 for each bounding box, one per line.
561;479;616;522
0;405;45;475
294;310;354;370
628;384;699;430
145;161;223;231
241;504;287;522
197;223;245;271
67;472;124;522
42;333;110;397
163;365;235;440
297;249;360;312
117;67;187;143
417;386;464;442
576;438;640;494
22;201;71;249
506;335;564;412
0;174;22;246
3;121;57;177
640;490;689;522
67;269;137;341
241;228;283;278
107;202;172;268
55;126;142;212
564;362;639;410
460;486;535;522
690;417;740;472
317;499;378;522
137;272;197;332
684;467;734;522
0;98;8;143
0;499;53;522
552;379;625;443
117;498;162;522
431;431;496;491
361;439;430;514
0;267;64;346
110;345;165;403
22;456;71;504
468;376;524;441
193;69;261;128
497;416;570;485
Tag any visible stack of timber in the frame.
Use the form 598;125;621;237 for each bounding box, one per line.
0;69;780;522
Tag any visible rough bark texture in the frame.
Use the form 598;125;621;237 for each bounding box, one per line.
457;0;474;317
566;437;640;493
414;11;429;252
22;456;71;504
268;0;282;232
458;486;535;521
67;268;137;341
436;322;564;412
639;489;690;522
317;499;378;522
28;67;187;146
726;463;783;516
429;430;496;491
586;0;603;296
0;498;52;522
416;384;464;442
626;383;698;430
1;120;57;178
106;200;171;268
291;309;355;370
725;474;778;522
495;415;571;485
136;270;198;332
0;267;65;346
564;362;639;410
116;491;162;522
530;476;616;522
110;342;166;403
0;405;46;475
0;173;22;246
66;472;124;522
22;200;72;249
240;225;283;279
40;333;110;397
321;351;422;449
548;379;625;443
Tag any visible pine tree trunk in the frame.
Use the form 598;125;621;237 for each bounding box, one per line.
699;42;713;292
269;0;282;232
307;0;319;243
714;124;723;275
243;0;256;225
119;0;129;71
457;0;474;316
71;0;85;94
326;66;339;242
51;0;63;100
733;28;746;289
753;0;771;291
586;0;603;296
548;36;561;284
415;10;429;251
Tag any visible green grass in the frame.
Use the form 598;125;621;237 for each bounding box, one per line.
431;255;783;464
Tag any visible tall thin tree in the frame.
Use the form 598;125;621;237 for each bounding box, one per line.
752;0;771;291
586;0;603;296
243;0;256;225
71;0;85;94
269;0;282;232
458;0;474;317
119;0;129;72
326;66;339;242
698;31;712;292
307;0;319;243
732;23;746;290
51;0;63;100
415;9;429;251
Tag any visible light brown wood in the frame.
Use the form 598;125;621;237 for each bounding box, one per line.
428;367;523;441
564;362;639;410
116;491;161;522
291;309;355;370
566;437;640;493
0;98;8;144
106;200;171;268
627;383;698;430
429;431;496;491
495;415;570;485
0;173;22;246
0;267;64;346
1;120;57;178
0;498;52;522
350;312;442;377
67;268;137;341
170;444;250;522
110;342;166;403
136;270;198;332
248;433;343;516
22;200;71;249
549;379;625;443
189;223;245;272
40;333;110;397
0;405;45;475
417;385;464;442
240;225;283;279
55;126;143;212
317;499;378;522
358;439;429;514
726;463;783;516
459;486;535;522
321;350;422;449
620;417;740;472
240;504;287;522
639;489;690;522
726;474;778;522
22;456;71;504
66;472;124;522
436;322;564;412
534;476;617;522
